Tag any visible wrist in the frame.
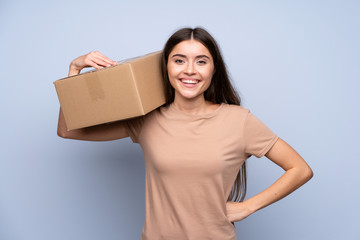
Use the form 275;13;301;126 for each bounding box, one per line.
242;199;259;215
68;64;81;77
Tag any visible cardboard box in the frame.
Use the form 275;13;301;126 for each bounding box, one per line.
54;51;165;131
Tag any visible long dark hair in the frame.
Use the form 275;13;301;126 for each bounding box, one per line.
161;27;247;202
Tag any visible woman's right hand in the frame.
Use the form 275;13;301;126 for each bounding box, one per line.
68;51;118;77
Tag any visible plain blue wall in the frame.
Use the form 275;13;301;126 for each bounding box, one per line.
1;0;359;239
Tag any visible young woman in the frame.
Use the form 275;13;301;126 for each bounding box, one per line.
57;27;313;240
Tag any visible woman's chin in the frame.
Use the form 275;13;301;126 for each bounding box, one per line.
175;91;205;102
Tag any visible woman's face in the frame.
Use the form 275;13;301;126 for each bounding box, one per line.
167;40;215;102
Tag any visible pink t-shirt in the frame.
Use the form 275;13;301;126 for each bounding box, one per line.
125;103;278;240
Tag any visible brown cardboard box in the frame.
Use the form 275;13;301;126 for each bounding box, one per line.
54;51;165;131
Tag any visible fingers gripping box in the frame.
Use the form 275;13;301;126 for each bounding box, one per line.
54;51;165;131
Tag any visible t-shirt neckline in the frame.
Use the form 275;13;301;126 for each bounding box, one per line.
167;102;225;119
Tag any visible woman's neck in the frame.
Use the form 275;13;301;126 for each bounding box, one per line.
171;95;217;115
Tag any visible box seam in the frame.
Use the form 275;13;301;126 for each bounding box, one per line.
128;64;145;115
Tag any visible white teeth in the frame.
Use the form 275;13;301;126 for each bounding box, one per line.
181;79;198;84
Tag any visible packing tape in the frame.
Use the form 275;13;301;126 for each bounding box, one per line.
85;72;105;101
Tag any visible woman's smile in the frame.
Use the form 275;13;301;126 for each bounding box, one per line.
179;77;201;87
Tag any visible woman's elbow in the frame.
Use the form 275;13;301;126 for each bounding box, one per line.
302;164;314;183
57;129;67;139
57;127;71;139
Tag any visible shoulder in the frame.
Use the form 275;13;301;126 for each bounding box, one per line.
211;104;252;127
222;103;250;116
125;107;160;128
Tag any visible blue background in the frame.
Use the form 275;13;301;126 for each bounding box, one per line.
1;0;359;239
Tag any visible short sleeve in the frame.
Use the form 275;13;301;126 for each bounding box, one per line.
243;111;279;158
124;116;146;144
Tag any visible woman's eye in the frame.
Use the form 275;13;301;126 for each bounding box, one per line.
197;60;207;65
175;59;184;64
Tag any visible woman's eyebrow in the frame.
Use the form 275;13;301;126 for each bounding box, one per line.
171;54;211;60
171;54;186;58
196;55;211;60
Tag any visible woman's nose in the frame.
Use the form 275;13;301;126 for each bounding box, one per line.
184;62;196;75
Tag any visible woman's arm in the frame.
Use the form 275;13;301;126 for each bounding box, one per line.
57;108;129;141
57;51;130;141
226;138;313;222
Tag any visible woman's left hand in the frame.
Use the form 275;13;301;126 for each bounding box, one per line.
226;201;252;223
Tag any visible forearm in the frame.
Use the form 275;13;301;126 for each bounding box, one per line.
243;165;313;214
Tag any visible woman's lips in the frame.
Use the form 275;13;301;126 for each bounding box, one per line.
179;78;200;88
